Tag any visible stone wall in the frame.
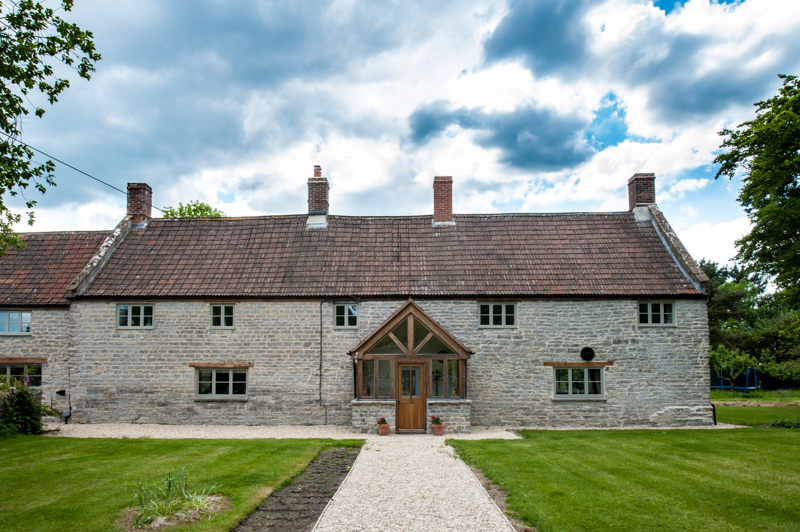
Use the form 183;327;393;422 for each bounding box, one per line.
68;298;711;427
0;309;71;415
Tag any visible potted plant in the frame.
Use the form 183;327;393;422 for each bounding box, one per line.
430;415;444;436
377;417;389;436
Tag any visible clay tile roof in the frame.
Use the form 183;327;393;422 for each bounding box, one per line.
79;213;702;299
0;231;111;306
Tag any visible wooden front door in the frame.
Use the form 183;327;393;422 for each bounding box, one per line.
396;363;426;431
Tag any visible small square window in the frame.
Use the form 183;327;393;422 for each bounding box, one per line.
211;304;235;328
334;303;358;328
117;305;154;328
638;301;675;326
479;303;516;328
0;311;32;335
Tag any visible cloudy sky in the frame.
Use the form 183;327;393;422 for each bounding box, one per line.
11;0;800;265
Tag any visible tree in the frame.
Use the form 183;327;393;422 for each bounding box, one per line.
714;74;800;301
709;345;758;393
161;201;225;218
1;1;100;256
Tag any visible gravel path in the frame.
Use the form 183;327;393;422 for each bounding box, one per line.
312;434;517;532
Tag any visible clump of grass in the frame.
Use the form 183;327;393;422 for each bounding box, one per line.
133;467;214;526
764;419;800;429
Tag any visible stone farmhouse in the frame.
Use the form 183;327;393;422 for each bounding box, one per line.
0;168;713;433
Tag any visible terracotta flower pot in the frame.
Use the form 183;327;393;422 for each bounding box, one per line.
378;424;389;436
432;423;444;436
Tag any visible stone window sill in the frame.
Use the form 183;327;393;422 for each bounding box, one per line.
551;397;607;402
428;398;472;404
195;397;248;402
351;398;394;405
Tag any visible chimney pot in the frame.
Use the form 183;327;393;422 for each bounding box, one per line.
127;183;152;225
628;173;656;211
314;165;322;178
433;176;454;225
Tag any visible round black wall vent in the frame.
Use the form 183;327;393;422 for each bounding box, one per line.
580;347;595;361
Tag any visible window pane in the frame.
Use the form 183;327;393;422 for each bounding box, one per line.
335;306;344;317
232;382;246;394
336;315;345;327
370;335;404;354
198;382;212;394
556;382;569;394
572;381;585;394
431;360;444;397
416;335;454;355
663;303;674;324
377;360;391;397
362;360;375;397
639;303;649;324
212;315;221;327
505;304;515;326
651;303;661;324
411;366;421;398
215;382;230;394
401;366;411;397
588;369;602;395
555;369;569;382
572;368;584;381
0;312;6;333
198;370;212;382
212;306;221;317
10;366;24;377
492;304;502;325
588;380;602;394
413;319;429;350
224;306;234;327
232;371;247;381
143;306;153;327
448;360;460;397
216;371;230;382
118;306;128;327
347;305;357;327
26;365;42;387
8;313;19;333
131;306;141;327
391;318;409;350
480;314;490;325
21;312;31;333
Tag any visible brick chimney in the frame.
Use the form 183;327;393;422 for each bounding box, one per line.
307;165;329;228
433;176;454;225
127;183;152;225
628;173;656;211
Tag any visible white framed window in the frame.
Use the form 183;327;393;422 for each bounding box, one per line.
196;368;247;398
0;311;32;335
334;303;358;328
554;367;603;397
638;301;674;326
478;303;516;327
117;304;153;328
1;364;42;387
211;304;235;328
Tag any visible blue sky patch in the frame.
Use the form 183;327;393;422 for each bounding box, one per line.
584;93;628;150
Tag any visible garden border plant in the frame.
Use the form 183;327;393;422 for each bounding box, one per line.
0;370;58;435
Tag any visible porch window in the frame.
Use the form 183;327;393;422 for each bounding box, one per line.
196;369;247;397
638;301;674;326
479;303;516;327
117;305;153;328
554;368;603;396
1;364;41;387
431;359;461;397
361;359;391;397
0;311;31;335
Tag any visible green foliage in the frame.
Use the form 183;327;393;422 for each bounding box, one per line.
766;419;800;429
0;371;57;435
133;467;214;526
709;345;758;392
450;430;800;532
0;1;101;255
161;200;225;218
714;74;800;302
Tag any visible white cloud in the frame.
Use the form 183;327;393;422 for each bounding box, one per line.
677;216;751;265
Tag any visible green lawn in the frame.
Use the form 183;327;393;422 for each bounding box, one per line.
450;429;800;532
715;405;800;426
711;388;800;402
0;435;362;532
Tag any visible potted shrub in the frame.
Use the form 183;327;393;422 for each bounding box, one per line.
430;415;444;436
377;417;389;436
